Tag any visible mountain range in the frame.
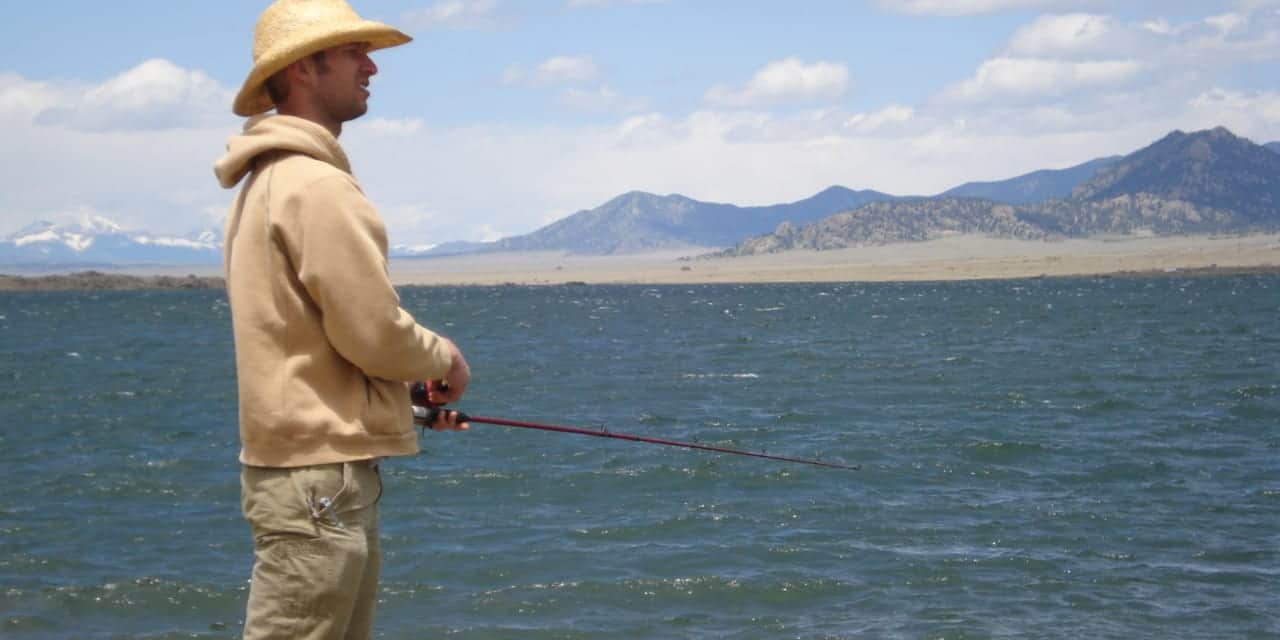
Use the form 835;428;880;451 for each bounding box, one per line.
421;125;1278;258
0;217;221;268
2;126;1277;267
729;126;1280;255
938;156;1121;204
408;158;1119;258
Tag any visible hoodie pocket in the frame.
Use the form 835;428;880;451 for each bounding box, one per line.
361;378;411;437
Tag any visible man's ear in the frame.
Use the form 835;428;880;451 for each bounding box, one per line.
285;58;317;88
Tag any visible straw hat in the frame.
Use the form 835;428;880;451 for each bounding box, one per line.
233;0;412;116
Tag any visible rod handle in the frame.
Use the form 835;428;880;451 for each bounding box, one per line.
412;404;472;430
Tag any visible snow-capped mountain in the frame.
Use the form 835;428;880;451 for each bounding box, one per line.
388;242;440;258
0;217;222;267
2;216;444;266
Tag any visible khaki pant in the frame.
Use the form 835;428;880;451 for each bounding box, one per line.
240;461;383;640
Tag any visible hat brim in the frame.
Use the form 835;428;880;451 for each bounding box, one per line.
233;21;411;117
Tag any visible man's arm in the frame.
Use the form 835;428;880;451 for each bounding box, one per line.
284;174;454;382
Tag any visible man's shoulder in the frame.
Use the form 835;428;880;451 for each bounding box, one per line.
268;151;352;182
256;152;364;202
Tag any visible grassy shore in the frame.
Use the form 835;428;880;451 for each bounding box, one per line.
0;270;223;291
3;234;1278;290
390;233;1280;286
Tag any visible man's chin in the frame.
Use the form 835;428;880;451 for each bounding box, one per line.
344;103;370;122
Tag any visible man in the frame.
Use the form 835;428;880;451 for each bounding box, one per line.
213;1;469;637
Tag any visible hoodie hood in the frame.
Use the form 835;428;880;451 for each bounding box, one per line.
214;114;352;188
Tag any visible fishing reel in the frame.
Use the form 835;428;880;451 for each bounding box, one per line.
409;381;470;431
409;380;432;410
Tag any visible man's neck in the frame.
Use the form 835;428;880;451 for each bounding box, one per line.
277;104;342;138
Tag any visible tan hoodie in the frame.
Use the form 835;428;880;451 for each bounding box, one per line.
215;114;452;467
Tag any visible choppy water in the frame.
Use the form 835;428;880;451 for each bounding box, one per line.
1;276;1277;639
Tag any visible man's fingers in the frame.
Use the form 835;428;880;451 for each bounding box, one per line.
431;409;470;431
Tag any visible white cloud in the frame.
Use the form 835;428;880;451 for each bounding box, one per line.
504;55;599;87
376;203;442;242
705;58;850;108
534;56;599;84
844;105;916;135
613;113;672;147
1140;19;1179;36
0;73;65;123
34;59;233;132
1185;7;1280;61
1007;13;1117;57
402;0;499;30
503;56;644;114
943;4;1280;110
1187;87;1280;135
1206;12;1247;34
558;85;647;112
354;117;426;136
943;57;1143;103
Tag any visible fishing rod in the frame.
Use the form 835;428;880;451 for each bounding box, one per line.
410;384;858;471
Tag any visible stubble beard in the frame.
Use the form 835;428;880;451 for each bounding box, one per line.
321;88;369;124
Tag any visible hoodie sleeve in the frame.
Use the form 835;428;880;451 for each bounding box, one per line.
285;174;453;382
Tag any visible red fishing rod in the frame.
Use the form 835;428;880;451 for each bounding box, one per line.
410;384;858;471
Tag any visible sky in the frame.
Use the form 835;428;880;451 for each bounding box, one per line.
2;0;1279;246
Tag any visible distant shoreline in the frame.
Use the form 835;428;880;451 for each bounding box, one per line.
0;270;223;292
387;233;1280;287
2;234;1278;291
4;265;1279;293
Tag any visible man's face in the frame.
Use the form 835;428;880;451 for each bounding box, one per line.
313;42;378;123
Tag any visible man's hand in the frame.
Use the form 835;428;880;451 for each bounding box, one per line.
427;339;470;404
424;339;470;431
429;407;470;431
